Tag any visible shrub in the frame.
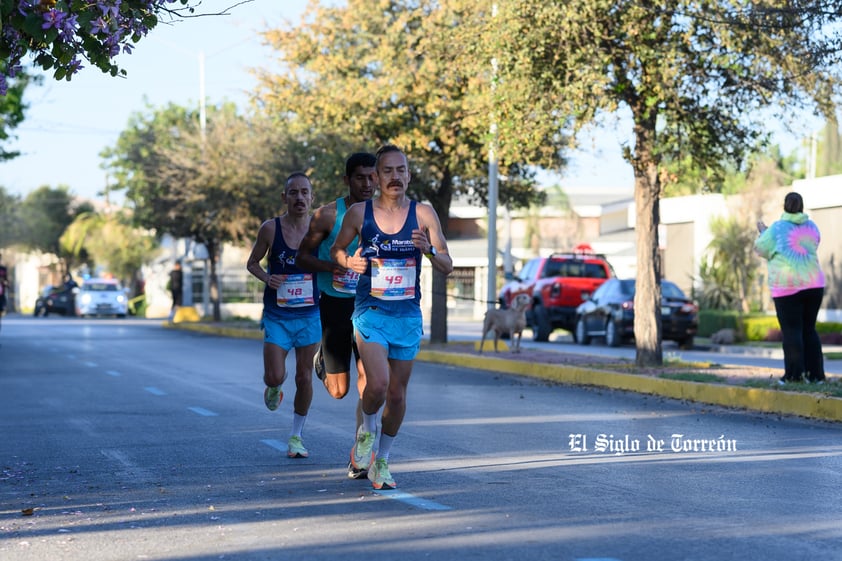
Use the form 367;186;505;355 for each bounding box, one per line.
816;322;842;335
762;326;842;344
697;310;741;337
744;316;780;341
764;328;782;342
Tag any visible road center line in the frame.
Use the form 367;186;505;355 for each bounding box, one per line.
144;386;166;396
105;370;121;377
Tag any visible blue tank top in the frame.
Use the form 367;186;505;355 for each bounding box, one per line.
263;216;319;319
317;197;360;298
353;200;422;318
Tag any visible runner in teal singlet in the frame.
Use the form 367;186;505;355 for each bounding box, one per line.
296;152;376;479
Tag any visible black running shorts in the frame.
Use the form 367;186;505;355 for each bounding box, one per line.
318;293;358;374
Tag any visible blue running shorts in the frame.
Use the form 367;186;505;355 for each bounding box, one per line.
352;307;422;361
261;314;321;350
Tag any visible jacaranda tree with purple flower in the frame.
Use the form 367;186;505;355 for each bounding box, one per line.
0;0;197;96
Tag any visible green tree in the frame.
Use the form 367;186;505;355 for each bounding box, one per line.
17;185;91;272
815;117;842;177
0;72;37;160
61;210;158;287
695;259;739;311
0;186;23;248
662;142;803;197
475;1;842;365
256;0;567;343
704;216;760;315
103;103;295;320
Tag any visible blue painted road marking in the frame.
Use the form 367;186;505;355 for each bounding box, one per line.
144;386;166;396
374;489;452;511
261;439;288;453
259;440;451;511
188;407;218;417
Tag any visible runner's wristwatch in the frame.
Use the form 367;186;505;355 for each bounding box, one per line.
425;246;437;259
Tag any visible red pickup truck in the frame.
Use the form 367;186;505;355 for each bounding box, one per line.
498;246;614;341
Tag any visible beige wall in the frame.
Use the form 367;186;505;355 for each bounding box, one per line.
811;206;842;309
662;222;695;296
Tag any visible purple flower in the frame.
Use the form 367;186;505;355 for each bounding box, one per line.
68;58;84;74
3;0;185;95
17;0;39;17
98;1;120;19
61;13;79;36
42;9;67;30
90;16;109;35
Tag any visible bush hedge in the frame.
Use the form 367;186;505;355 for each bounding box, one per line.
697;310;741;337
699;310;842;343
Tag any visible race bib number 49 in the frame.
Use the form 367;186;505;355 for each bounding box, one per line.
370;258;416;300
276;273;315;307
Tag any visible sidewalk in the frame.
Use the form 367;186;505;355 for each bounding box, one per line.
166;319;842;423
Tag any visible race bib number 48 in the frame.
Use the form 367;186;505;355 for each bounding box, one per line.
276;273;315;307
370;258;416;300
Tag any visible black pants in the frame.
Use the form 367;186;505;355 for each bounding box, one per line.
772;287;825;382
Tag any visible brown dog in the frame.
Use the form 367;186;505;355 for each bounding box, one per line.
480;293;531;353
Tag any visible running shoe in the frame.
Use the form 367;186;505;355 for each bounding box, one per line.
287;435;309;458
347;461;368;480
263;385;283;411
350;428;375;471
314;347;326;381
368;458;396;490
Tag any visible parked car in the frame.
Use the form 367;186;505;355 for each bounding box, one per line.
76;278;129;318
33;285;77;317
573;278;698;349
498;245;614;341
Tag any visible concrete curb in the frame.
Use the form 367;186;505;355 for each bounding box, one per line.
162;321;263;340
165;322;842;423
417;349;842;424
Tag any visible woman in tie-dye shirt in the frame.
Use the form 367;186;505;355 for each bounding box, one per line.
754;191;826;384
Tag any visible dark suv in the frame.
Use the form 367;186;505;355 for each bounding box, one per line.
498;247;614;341
33;285;76;317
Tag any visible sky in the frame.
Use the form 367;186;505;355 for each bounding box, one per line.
1;0;300;203
0;0;820;205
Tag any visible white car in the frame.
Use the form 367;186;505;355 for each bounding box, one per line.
76;278;129;318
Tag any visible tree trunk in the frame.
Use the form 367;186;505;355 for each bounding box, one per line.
427;170;454;344
208;239;222;322
430;268;448;343
631;126;663;367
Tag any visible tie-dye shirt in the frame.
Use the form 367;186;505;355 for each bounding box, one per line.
754;211;825;298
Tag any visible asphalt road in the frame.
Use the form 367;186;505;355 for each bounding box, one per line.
2;316;842;561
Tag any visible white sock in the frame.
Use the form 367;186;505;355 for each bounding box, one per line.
291;413;307;438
